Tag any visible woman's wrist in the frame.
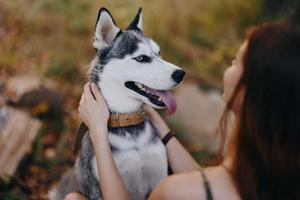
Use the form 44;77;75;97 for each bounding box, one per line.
90;120;107;132
157;126;171;139
152;119;170;139
90;125;108;140
161;131;175;145
144;105;173;138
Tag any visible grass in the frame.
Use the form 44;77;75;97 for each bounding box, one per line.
0;0;268;86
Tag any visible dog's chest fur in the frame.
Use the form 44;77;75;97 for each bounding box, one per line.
75;119;168;200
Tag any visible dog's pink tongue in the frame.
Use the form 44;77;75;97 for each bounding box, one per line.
146;88;177;115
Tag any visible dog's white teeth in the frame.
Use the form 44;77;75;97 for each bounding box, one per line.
135;83;144;89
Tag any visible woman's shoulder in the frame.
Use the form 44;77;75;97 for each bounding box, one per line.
149;171;205;200
149;167;240;200
203;166;240;200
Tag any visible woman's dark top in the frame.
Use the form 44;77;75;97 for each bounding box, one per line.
200;168;213;200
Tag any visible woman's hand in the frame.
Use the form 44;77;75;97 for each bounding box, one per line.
78;83;130;200
78;83;109;133
143;104;170;138
144;104;201;173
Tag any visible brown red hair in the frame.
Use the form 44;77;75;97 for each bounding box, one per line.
219;22;300;199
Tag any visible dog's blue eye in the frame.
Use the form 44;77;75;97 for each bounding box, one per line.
133;55;152;63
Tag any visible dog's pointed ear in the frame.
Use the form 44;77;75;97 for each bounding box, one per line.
93;8;121;50
127;7;143;31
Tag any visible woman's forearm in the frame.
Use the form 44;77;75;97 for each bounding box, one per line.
78;84;130;199
165;137;201;173
90;126;130;200
146;108;201;173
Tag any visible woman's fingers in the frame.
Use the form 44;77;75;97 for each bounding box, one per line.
79;89;85;106
81;82;106;106
78;82;110;129
143;104;153;112
83;83;90;98
82;82;101;102
83;82;97;101
91;83;104;102
144;104;157;115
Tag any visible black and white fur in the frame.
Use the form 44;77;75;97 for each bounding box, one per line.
49;8;185;200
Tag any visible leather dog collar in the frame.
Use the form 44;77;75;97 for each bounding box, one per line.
73;111;144;154
108;112;144;127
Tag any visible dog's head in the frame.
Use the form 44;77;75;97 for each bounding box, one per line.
89;8;185;114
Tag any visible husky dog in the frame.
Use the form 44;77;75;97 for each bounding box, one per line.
50;7;185;200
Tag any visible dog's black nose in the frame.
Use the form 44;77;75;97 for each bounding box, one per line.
171;70;185;83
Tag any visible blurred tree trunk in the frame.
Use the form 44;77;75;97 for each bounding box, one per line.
0;107;41;179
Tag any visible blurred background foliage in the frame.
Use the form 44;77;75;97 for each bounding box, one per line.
1;0;298;86
0;0;299;199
